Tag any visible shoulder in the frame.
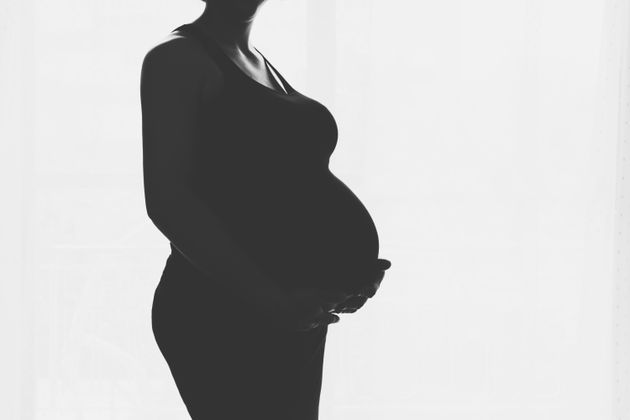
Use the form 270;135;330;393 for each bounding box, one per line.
140;30;224;96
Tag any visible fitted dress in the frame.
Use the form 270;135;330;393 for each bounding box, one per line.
150;22;381;420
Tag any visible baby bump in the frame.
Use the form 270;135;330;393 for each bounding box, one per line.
206;170;380;293
294;174;380;292
236;172;380;294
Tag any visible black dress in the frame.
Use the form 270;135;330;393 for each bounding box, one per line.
151;22;380;420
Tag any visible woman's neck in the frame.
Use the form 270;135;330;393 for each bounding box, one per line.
192;2;260;53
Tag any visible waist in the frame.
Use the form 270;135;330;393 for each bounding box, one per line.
156;245;266;326
160;243;230;294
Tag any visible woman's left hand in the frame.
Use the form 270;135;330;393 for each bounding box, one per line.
332;258;392;314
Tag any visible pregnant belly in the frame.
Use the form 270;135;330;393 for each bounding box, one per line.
229;171;380;294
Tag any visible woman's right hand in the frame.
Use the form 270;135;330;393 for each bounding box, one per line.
269;288;350;332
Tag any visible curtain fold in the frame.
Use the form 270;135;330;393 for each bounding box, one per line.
610;0;630;418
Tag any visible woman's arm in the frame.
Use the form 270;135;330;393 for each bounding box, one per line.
140;36;288;315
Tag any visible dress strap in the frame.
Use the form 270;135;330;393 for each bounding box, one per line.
255;47;294;94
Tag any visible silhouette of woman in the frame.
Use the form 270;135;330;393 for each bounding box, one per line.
140;1;391;419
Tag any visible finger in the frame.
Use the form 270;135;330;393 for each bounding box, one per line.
344;296;367;306
371;269;385;282
353;296;369;306
337;303;364;313
341;307;358;313
366;267;385;279
321;302;337;313
317;290;350;304
326;313;340;324
376;259;392;270
335;296;368;313
363;269;385;287
335;305;357;314
314;312;340;325
357;285;378;298
360;272;385;295
333;302;349;313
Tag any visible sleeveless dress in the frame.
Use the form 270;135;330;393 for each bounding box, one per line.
151;22;380;420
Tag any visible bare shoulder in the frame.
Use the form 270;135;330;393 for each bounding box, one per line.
140;30;224;96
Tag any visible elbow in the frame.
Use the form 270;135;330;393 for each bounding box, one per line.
146;199;178;241
144;191;170;228
143;180;174;223
144;185;192;227
145;200;165;229
143;181;202;229
146;205;161;225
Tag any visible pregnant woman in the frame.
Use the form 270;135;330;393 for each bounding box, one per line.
140;1;391;419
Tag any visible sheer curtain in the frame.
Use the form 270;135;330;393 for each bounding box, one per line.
1;0;629;419
609;1;630;418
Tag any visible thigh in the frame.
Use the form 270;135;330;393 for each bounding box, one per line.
151;261;330;420
153;300;326;417
155;310;327;419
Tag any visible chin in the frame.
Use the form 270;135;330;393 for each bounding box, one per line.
234;0;267;14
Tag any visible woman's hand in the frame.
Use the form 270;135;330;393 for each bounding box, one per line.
358;258;392;298
270;288;350;332
333;295;369;314
333;258;392;314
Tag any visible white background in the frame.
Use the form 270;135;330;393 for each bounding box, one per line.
2;0;630;419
